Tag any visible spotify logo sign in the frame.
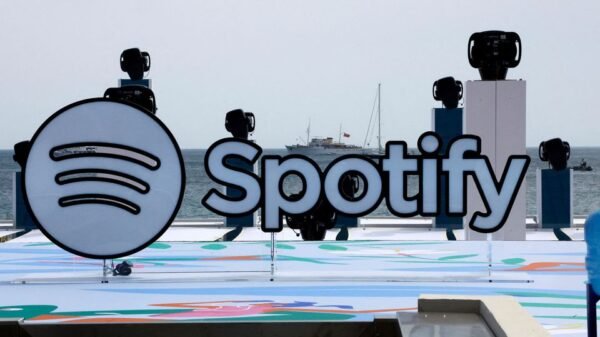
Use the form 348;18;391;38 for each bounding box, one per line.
23;98;185;259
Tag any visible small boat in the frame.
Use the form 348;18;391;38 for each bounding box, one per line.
286;84;384;156
285;133;367;155
572;158;593;171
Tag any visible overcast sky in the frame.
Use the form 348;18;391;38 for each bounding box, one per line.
0;0;598;149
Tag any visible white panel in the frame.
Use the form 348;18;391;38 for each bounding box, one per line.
496;80;526;161
463;80;527;241
464;81;495;241
464;81;497;157
495;80;526;240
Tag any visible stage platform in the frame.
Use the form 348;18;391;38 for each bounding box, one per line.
0;225;589;336
1;218;587;242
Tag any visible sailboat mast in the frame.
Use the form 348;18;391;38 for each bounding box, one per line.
307;119;311;145
378;83;382;152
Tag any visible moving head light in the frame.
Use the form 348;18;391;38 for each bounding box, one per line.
120;48;151;81
433;76;463;109
539;138;570;170
286;173;360;241
104;86;157;114
286;196;336;241
225;109;255;140
468;31;521;80
13;140;31;169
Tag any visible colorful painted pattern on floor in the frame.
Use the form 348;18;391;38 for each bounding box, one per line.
0;238;589;336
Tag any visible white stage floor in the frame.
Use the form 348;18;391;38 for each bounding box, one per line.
0;226;590;336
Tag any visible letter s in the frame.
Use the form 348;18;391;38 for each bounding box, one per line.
202;138;262;216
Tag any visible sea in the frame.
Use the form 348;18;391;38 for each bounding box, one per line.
0;148;599;220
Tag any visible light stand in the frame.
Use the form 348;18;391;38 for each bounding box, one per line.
464;30;526;241
537;138;573;240
431;77;464;236
223;109;257;238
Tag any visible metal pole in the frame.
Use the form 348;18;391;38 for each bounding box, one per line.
378;83;382;152
270;233;276;281
102;259;109;283
487;233;492;280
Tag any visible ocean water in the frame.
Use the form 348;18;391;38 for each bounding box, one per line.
0;148;599;220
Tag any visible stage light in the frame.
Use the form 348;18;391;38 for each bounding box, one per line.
285;173;359;241
104;86;157;114
468;31;521;80
539;138;570;170
120;48;151;81
285;196;336;241
113;261;133;276
13;141;31;169
225;109;255;140
433;76;463;109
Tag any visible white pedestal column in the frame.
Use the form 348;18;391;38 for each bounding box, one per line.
464;80;526;241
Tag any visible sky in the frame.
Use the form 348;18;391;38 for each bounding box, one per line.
0;0;598;149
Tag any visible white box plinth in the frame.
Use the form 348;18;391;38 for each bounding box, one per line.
464;80;526;241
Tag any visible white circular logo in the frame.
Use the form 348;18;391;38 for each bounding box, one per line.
24;99;185;259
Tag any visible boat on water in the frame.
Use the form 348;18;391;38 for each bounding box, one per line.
286;84;384;156
285;134;369;155
572;158;593;171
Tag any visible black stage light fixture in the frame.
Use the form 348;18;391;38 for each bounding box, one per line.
539;138;570;170
340;174;360;201
13;140;31;169
113;261;133;276
120;48;151;81
285;173;359;241
286;196;336;241
104;86;157;114
433;76;463;109
225;109;255;140
468;31;521;80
